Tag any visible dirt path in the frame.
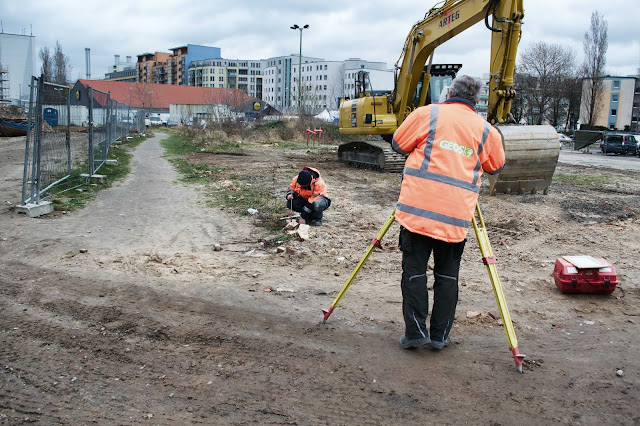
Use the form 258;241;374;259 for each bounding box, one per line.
0;134;639;424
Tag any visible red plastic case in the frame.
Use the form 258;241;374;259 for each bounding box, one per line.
553;257;617;295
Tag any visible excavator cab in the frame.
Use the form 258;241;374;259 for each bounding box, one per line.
338;64;463;172
410;64;462;109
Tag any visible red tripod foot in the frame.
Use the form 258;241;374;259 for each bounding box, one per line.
322;306;334;323
511;347;525;373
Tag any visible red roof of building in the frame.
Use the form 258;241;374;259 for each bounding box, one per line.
77;79;256;109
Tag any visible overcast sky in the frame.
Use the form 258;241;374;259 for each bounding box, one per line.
2;0;639;82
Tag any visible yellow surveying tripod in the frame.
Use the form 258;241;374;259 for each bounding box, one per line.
322;204;525;373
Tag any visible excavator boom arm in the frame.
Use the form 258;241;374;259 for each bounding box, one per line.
337;0;559;196
393;0;523;125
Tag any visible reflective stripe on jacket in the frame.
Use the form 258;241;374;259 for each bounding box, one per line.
391;99;505;242
288;166;329;203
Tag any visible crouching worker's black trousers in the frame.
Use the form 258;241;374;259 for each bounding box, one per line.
399;226;466;343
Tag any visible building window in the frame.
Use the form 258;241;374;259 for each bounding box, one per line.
612;94;618;102
613;80;620;89
611;109;617;116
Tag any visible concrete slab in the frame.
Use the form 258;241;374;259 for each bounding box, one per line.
80;174;108;184
106;160;118;166
15;201;54;218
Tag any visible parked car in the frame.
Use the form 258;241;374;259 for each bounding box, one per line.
149;116;163;126
558;133;572;148
600;133;637;155
633;134;640;156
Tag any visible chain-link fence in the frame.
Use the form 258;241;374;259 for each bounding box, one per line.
21;75;142;206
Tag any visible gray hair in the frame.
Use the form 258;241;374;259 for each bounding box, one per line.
448;75;482;104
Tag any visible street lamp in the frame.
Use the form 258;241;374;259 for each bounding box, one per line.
290;24;309;114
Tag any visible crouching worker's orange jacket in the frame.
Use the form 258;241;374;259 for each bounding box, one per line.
287;166;329;203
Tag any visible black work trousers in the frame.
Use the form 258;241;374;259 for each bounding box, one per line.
399;226;466;343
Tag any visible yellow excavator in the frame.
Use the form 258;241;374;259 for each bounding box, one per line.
338;0;560;195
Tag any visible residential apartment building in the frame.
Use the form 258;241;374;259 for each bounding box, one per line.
263;55;394;113
292;60;346;112
262;54;323;112
188;59;264;99
580;75;640;131
137;45;222;86
137;52;170;84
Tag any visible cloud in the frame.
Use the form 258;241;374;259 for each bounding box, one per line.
1;0;637;82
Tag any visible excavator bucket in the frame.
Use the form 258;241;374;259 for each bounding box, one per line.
489;124;560;195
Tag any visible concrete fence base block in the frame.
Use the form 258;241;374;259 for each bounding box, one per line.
106;160;118;166
16;201;54;218
80;174;108;184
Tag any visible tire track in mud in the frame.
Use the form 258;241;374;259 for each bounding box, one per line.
0;263;432;424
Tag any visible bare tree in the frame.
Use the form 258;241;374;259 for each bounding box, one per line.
511;72;526;124
517;41;575;125
39;47;53;82
203;88;248;124
562;73;583;130
580;11;608;129
52;41;72;85
131;82;157;117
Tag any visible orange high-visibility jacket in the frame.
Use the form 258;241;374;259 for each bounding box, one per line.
391;99;505;242
288;166;329;203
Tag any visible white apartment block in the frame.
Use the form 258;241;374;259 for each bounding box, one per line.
188;58;265;99
292;60;346;112
186;54;395;114
263;56;394;114
262;54;323;112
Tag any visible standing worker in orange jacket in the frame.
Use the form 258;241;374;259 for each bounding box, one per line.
391;75;505;350
286;167;331;226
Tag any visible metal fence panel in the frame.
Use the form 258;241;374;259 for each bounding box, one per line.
21;76;134;207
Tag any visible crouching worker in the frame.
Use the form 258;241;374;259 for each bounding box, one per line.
286;167;331;226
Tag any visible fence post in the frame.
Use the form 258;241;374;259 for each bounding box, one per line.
106;92;112;149
88;87;94;177
66;83;72;177
21;76;37;206
33;76;45;204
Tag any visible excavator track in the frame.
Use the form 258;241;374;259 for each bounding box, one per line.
337;140;406;172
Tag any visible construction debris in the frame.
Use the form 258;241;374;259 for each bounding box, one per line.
297;223;310;241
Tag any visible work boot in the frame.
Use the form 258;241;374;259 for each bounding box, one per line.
311;219;323;226
430;336;450;350
399;334;430;349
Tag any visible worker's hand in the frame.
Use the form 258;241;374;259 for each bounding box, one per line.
286;194;293;201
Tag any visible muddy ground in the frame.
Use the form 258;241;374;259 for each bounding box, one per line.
1;132;639;425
